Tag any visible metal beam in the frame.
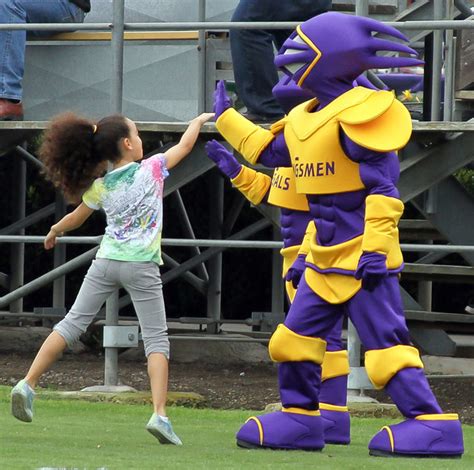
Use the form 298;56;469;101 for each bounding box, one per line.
399;132;474;202
413;177;474;266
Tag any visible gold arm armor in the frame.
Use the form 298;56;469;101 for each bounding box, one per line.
362;194;404;255
230;166;271;205
216;108;282;165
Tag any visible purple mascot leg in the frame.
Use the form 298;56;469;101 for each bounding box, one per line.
347;276;464;457
319;317;351;444
236;276;340;451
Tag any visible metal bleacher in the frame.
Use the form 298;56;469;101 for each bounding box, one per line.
1;0;474;388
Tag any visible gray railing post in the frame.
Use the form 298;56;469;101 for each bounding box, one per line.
9;155;26;314
53;194;66;311
198;0;207;113
102;0;126;389
111;0;124;114
348;0;374;400
206;173;224;334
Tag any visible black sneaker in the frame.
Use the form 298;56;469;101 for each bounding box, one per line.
465;297;474;315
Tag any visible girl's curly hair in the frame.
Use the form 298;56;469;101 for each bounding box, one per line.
39;112;130;203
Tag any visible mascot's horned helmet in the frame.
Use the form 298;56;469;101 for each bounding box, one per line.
275;12;423;93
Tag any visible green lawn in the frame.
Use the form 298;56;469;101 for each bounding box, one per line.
0;386;472;470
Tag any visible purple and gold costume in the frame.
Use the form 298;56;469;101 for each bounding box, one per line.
215;12;464;457
207;77;351;444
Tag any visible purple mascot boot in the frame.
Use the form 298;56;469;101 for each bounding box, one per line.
236;360;325;451
236;410;324;451
367;368;464;458
369;414;464;458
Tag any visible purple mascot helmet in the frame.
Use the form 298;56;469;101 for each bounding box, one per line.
275;12;421;101
214;12;464;457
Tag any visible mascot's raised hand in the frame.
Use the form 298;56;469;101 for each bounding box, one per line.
213;80;232;119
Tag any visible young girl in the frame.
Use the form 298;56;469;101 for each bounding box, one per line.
11;111;214;446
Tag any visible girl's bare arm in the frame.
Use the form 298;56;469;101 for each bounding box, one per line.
163;113;214;169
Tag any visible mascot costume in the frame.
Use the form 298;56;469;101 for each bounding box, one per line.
206;76;350;445
213;12;464;458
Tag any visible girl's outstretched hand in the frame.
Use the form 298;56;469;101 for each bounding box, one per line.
213;80;232;119
194;112;215;125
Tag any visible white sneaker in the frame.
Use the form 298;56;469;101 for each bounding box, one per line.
11;379;35;422
146;413;183;445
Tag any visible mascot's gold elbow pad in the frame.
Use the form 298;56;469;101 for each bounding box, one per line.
362;194;404;255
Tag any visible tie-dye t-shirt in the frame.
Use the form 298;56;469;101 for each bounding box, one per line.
82;154;168;264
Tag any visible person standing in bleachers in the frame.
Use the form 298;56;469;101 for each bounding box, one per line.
229;0;331;122
0;0;91;121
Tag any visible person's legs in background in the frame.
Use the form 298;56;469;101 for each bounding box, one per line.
230;0;284;120
0;0;85;120
229;0;331;121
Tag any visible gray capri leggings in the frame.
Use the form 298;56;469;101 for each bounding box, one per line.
54;258;169;358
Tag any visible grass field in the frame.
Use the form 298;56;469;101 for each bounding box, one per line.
0;386;472;469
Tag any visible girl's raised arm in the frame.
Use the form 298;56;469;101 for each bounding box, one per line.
163;112;214;169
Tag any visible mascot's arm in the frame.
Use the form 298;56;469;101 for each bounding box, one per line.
340;96;407;256
216;108;291;168
205;139;271;205
341;135;404;258
340;95;407;289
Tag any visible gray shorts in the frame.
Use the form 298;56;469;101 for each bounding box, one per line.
54;258;169;358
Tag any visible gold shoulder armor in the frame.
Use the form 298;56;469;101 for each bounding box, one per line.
338;91;412;152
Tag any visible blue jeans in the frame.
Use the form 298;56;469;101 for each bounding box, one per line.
230;0;331;117
0;0;85;100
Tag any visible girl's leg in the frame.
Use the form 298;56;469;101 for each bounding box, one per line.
122;262;169;414
122;262;181;445
23;259;117;389
11;259;117;422
25;331;67;388
147;352;168;416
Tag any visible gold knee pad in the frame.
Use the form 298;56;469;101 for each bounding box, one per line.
321;350;350;382
268;324;326;364
365;345;423;390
